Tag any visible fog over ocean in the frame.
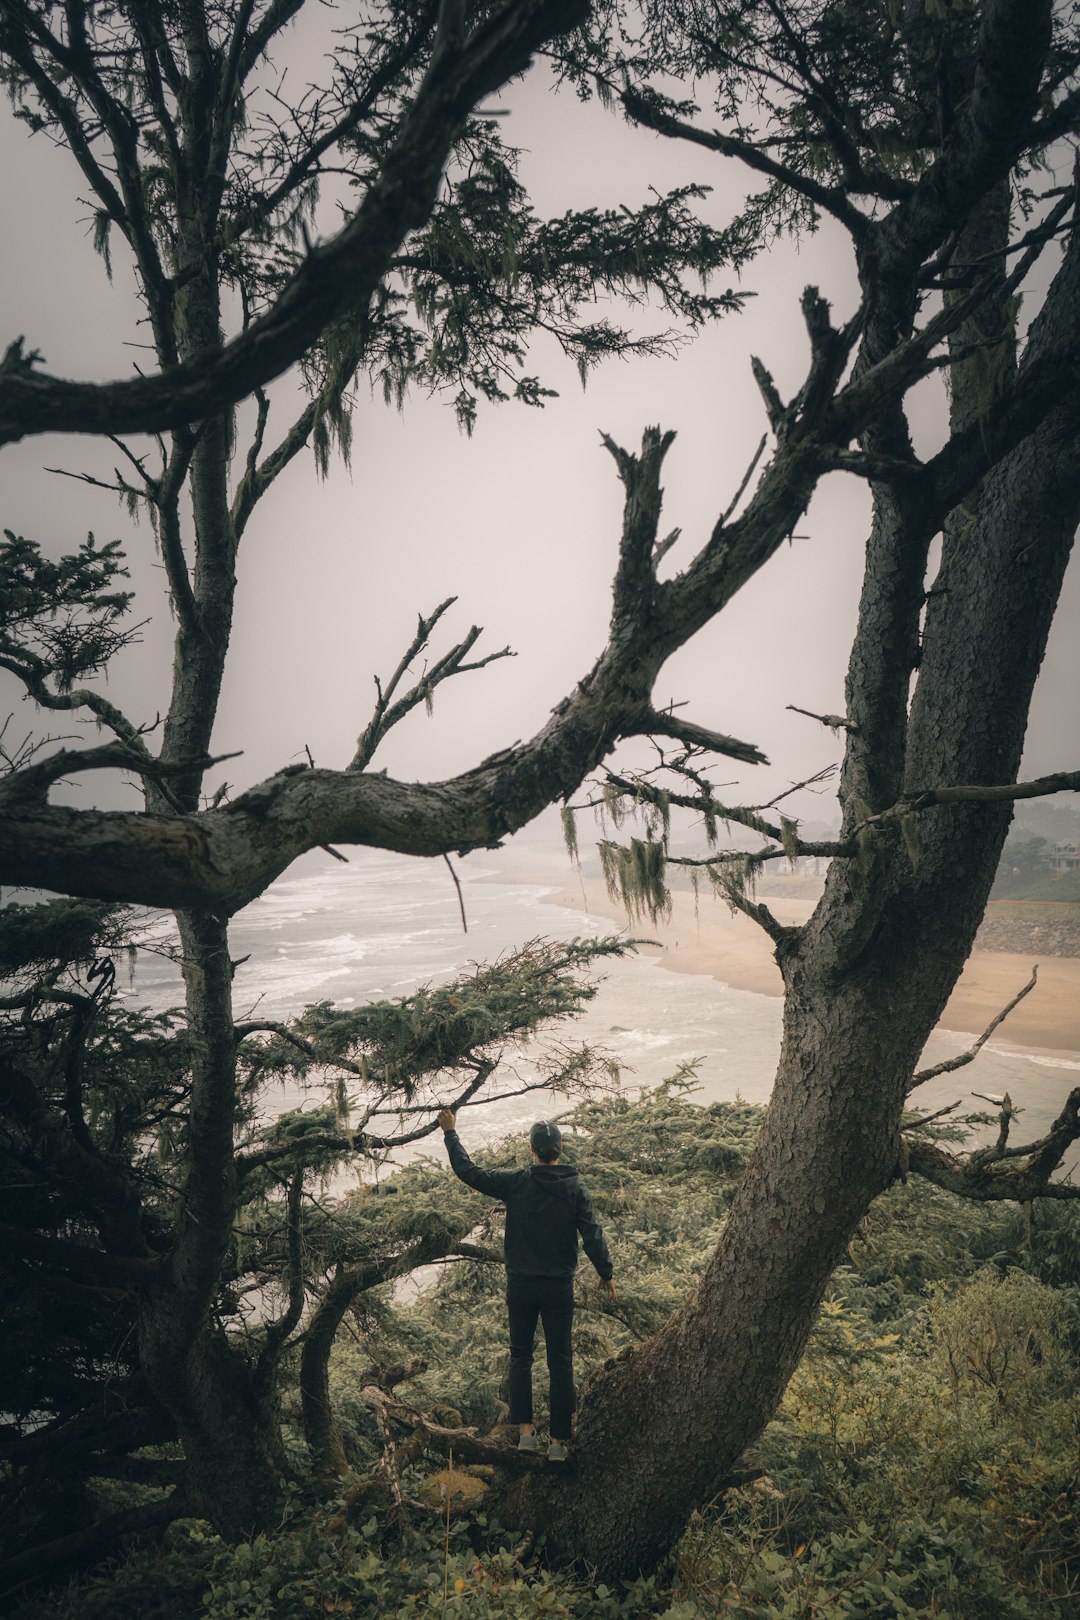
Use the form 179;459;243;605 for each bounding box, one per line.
125;848;1080;1169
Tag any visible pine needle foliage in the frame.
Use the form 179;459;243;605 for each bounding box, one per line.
245;936;633;1099
0;530;136;693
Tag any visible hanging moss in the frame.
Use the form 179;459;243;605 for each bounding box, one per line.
560;803;580;865
602;779;631;830
598;836;671;923
899;808;922;872
779;815;800;865
334;1074;350;1129
707;852;763;914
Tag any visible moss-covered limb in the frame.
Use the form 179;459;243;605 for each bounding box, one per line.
588;764;844;861
667;839;846;869
362;1386;550;1475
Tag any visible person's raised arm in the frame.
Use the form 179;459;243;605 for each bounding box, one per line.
437;1109;522;1199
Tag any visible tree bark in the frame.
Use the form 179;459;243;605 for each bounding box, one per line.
134;909;288;1531
502;109;1080;1587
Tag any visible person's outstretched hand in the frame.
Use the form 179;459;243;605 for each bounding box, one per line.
437;1109;457;1132
598;1277;617;1302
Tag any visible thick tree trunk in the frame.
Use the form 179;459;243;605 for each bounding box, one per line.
505;211;1080;1590
504;969;920;1573
135;909;288;1532
141;1314;288;1535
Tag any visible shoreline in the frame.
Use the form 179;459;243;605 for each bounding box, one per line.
470;846;1080;1058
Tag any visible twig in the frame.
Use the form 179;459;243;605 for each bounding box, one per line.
718;434;768;526
443;853;468;934
786;703;857;733
909;967;1038;1088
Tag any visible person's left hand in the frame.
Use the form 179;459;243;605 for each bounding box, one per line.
598;1277;617;1302
437;1109;457;1132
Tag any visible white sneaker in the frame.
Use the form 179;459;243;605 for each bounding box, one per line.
547;1439;569;1463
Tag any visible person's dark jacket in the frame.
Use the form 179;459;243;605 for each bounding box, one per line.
442;1130;613;1281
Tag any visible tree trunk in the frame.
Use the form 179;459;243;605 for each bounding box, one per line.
504;969;918;1573
505;206;1080;1589
135;908;289;1532
142;1315;288;1536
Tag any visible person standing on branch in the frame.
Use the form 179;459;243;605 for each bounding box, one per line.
436;1110;616;1462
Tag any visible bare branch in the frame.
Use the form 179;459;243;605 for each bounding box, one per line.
443;853;468;934
604;425;676;624
350;600;514;772
786;703;858;733
628;706;767;767
749;357;788;435
0;742;242;808
910;968;1039;1089
862;773;1080;839
905;1087;1080;1203
717;434;768;528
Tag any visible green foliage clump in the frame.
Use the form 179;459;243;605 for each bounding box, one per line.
0;529;134;691
679;1264;1080;1617
0;898;125;974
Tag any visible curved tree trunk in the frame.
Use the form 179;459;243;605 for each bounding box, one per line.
505;215;1080;1584
300;1233;471;1479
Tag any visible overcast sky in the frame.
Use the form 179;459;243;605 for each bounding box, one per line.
1;36;1077;850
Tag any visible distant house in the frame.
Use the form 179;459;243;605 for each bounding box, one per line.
1049;839;1080;872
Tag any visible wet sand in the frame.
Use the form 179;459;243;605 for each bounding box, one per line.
472;845;1080;1057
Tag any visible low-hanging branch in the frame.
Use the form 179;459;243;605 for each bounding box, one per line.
362;1385;549;1476
902;968;1079;1203
905;1087;1080;1203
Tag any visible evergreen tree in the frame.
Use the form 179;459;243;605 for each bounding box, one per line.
1;0;1080;1586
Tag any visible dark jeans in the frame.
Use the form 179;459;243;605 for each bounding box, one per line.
506;1273;575;1441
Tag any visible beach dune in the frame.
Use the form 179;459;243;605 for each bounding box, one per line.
477;846;1080;1056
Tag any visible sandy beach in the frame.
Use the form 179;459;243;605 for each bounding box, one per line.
474;844;1080;1057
